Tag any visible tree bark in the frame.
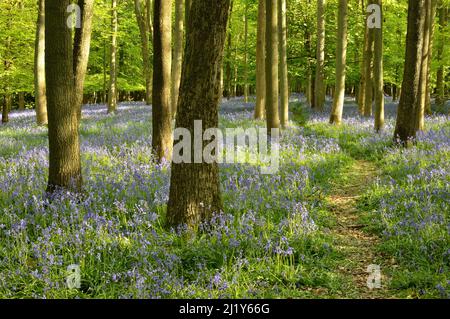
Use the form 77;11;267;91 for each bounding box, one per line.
255;0;266;119
18;92;25;110
394;0;427;145
134;0;153;105
329;0;348;125
45;0;82;192
171;0;184;117
265;0;280;131
2;95;11;124
244;4;249;103
34;0;47;125
167;0;230;228
363;2;375;117
417;0;432;131
108;0;118;114
152;0;173;161
278;0;289;127
374;0;384;131
74;0;94;122
315;0;326;111
425;0;437;114
435;1;446;107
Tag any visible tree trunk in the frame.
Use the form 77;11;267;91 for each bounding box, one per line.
45;0;82;192
435;1;446;107
278;0;288;127
425;0;438;114
243;4;249;103
134;0;153;105
255;0;266;119
417;0;432;131
363;3;375;117
329;0;348;125
18;92;25;110
74;0;94;122
167;0;230;228
394;0;427;145
358;4;368;114
314;0;326;111
265;0;280;131
152;0;173;161
374;0;384;131
2;95;11;124
108;0;118;114
34;0;47;125
171;0;184;117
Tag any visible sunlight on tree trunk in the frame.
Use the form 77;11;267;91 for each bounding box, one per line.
108;0;118;114
34;0;47;125
329;0;348;125
315;0;326;111
152;0;173;162
374;0;385;132
278;0;289;127
171;0;184;118
265;0;280;131
255;0;266;120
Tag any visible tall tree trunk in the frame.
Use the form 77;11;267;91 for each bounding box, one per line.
363;3;375;117
435;2;447;107
374;0;384;131
394;0;427;145
134;0;153;105
34;0;47;125
358;2;368;114
315;0;326;111
278;0;288;127
244;4;249;103
225;2;233;100
329;0;348;125
425;0;438;114
152;0;173;161
255;0;266;119
45;0;82;192
167;0;230;228
171;0;184;117
265;0;280;131
417;0;432;131
74;0;94;122
108;0;118;114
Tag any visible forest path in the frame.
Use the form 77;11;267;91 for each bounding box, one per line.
325;159;397;298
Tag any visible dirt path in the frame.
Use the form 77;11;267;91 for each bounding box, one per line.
326;160;396;298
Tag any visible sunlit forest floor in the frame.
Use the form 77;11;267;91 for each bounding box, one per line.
0;96;449;299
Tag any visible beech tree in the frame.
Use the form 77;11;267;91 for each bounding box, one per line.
255;0;266;119
171;0;184;117
278;0;289;127
329;0;348;125
265;0;280;131
314;0;326;111
152;0;173;161
167;0;230;228
45;0;93;192
108;0;118;114
394;0;427;145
